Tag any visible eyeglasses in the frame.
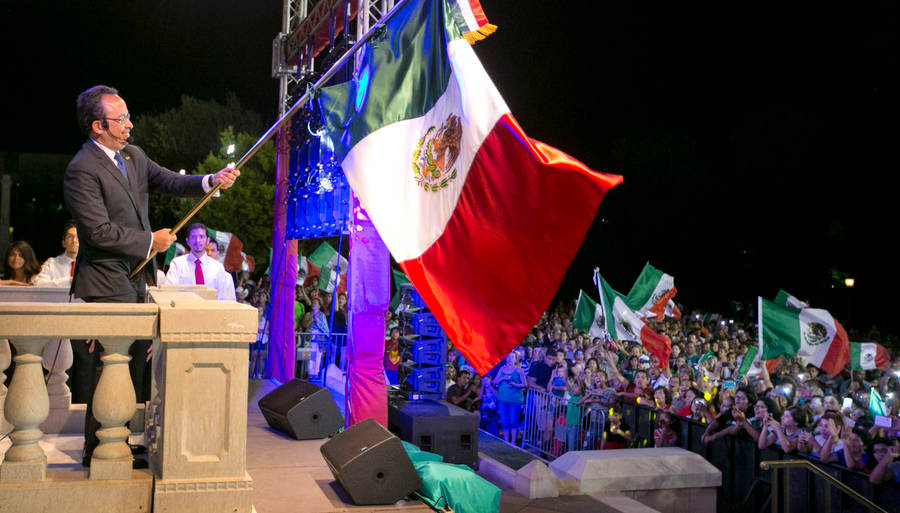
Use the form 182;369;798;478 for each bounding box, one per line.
104;113;131;125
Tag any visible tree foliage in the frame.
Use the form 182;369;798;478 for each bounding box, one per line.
127;95;274;263
193;127;275;264
131;94;265;231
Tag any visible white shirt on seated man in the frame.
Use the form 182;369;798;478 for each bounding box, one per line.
165;222;236;301
34;221;79;287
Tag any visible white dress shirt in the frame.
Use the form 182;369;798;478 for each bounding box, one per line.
34;253;76;287
165;252;236;301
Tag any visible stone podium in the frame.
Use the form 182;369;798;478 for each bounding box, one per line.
147;289;256;512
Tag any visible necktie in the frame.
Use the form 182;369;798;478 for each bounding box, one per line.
195;259;205;285
70;261;75;277
114;152;128;182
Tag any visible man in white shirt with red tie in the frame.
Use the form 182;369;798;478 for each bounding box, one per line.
166;222;236;301
34;221;80;287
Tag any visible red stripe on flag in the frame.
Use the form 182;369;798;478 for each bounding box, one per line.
819;320;850;376
639;325;672;368
223;235;244;273
467;0;489;27
648;285;677;319
875;343;891;370
400;114;621;375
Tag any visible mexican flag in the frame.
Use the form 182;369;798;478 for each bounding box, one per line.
774;289;809;309
574;290;606;339
317;0;621;374
163;242;187;268
595;271;671;367
205;228;245;273
297;255;309;285
850;342;890;371
757;297;849;376
625;262;677;319
736;345;780;379
389;268;412;312
307;242;347;294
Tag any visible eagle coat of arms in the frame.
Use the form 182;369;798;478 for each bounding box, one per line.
412;113;462;192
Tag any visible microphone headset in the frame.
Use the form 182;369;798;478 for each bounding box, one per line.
99;118;132;146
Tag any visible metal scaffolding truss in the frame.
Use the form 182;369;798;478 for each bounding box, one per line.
272;0;395;116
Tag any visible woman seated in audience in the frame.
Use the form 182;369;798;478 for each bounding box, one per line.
1;241;40;286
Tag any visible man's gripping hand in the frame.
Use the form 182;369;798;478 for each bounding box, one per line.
152;229;177;253
212;166;240;189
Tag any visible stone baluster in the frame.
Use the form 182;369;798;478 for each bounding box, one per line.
41;338;73;409
89;337;136;480
0;338;12;434
0;337;51;483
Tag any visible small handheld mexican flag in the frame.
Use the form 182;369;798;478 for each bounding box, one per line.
595;270;671;367
307;242;348;294
758;297;849;376
574;290;606;339
206;227;252;273
849;342;890;371
625;262;677;320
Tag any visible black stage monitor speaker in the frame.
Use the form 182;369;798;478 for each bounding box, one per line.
388;399;478;466
258;379;344;440
320;418;423;505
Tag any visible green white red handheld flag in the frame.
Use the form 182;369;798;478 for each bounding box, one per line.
849;342;890;371
594;270;671;367
757;297;849;376
625;262;677;320
574;290;606;340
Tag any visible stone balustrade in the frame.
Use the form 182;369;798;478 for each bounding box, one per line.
0;285;256;513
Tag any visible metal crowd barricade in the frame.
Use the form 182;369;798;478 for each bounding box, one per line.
295;331;348;382
521;389;603;459
249;322;269;379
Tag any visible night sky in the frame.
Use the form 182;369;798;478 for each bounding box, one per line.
2;1;897;338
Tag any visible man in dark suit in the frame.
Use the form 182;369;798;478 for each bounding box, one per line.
63;84;239;467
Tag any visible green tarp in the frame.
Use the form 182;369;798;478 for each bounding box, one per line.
401;441;500;513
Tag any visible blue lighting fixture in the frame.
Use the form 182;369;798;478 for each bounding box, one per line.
286;110;351;240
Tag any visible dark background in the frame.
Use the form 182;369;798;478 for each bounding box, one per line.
1;0;896;338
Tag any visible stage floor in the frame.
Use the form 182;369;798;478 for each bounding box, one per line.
247;379;631;513
247;379;431;513
1;380;639;513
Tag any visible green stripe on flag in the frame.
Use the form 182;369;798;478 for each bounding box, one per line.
574;290;600;338
850;342;862;371
736;344;759;379
390;268;412;311
759;298;803;360
318;0;457;161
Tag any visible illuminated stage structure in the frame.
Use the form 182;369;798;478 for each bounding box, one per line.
269;0;401;427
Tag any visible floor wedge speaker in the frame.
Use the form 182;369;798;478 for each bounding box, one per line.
320;418;423;505
258;379;343;439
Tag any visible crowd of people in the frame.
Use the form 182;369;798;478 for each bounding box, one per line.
7;232;900;486
439;299;900;486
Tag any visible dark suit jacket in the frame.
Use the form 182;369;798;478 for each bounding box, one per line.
63;140;206;300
